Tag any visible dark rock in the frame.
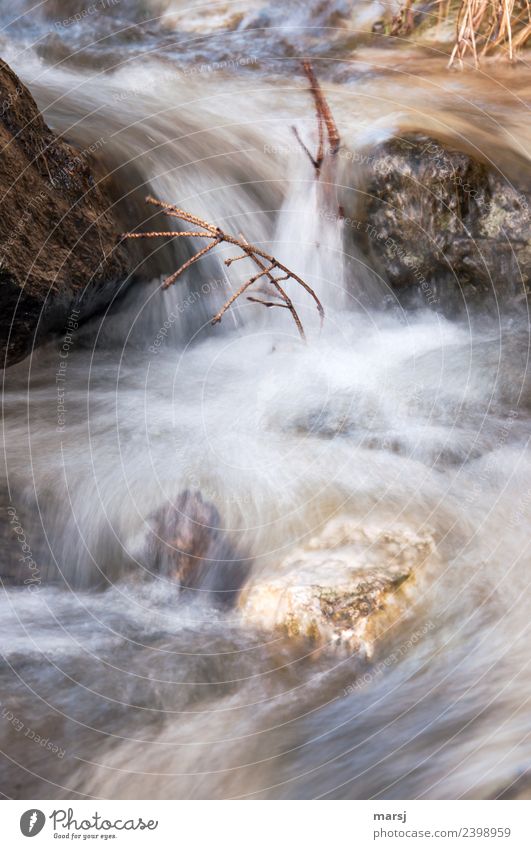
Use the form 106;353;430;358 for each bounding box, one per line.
143;491;248;603
355;134;531;314
0;57;158;367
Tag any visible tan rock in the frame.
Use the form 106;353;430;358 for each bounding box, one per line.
239;519;435;649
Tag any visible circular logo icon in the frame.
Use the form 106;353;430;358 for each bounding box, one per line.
20;810;46;837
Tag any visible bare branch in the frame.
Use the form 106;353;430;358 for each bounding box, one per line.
211;265;276;324
302;61;340;156
123;231;208;239
224;253;250;266
247;296;290;308
291;61;341;181
124;203;323;337
162;236;221;290
239;235;307;341
145;196;218;234
291;125;319;171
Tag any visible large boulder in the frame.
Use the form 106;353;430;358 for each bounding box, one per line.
0;58;149;367
355;134;531;314
239;518;435;650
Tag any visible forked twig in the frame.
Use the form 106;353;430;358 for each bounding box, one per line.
121;64;342;340
238;235;306;341
123;199;323;339
247;296;290;308
291;125;319;172
293;60;341;177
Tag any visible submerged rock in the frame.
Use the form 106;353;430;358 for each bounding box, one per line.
146;491;223;585
143;491;247;602
356;134;531;314
239;519;435;649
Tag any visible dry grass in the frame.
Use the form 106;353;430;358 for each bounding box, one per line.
392;0;531;66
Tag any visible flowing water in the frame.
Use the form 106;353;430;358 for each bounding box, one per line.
1;0;531;799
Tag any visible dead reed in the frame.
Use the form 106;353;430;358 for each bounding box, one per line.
392;0;531;66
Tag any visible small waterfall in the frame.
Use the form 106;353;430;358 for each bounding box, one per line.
271;133;397;338
273;153;347;320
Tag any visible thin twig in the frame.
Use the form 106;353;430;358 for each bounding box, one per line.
292;61;341;177
239;235;307;341
145;195;218;233
302;61;340;155
247;296;290;308
211;265;276;324
162;236;222;290
125;231;208;239
291;125;319;171
123;202;323;339
121;66;339;338
224;253;250;266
